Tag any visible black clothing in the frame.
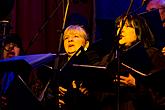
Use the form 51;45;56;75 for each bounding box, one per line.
43;48;101;110
137;47;165;110
95;42;155;110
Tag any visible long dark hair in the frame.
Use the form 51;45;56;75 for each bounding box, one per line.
115;14;155;48
3;33;25;55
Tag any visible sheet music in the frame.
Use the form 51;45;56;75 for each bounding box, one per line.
0;53;56;68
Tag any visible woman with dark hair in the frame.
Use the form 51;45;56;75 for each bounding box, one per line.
0;33;25;109
1;33;24;59
115;14;155;49
96;14;158;110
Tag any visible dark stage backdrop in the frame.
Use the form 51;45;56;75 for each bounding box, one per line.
1;0;163;55
8;0;94;54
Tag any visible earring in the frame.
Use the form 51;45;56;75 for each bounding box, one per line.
84;47;87;51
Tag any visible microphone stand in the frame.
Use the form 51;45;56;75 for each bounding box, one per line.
54;0;70;70
52;0;69;109
114;0;134;110
115;0;153;109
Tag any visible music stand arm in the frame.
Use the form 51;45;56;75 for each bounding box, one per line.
54;0;70;70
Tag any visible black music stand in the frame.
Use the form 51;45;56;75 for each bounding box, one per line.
57;46;112;91
59;60;116;91
0;53;56;110
59;59;148;91
141;67;165;94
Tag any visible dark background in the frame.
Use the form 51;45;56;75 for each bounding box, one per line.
0;0;164;55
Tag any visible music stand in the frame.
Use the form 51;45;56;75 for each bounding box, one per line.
141;67;165;94
0;53;56;110
59;63;107;78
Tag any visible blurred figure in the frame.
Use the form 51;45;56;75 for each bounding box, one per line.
0;33;24;110
146;0;165;27
1;33;24;59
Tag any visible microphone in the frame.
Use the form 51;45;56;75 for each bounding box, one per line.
0;20;10;35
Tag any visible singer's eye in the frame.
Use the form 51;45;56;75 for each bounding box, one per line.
74;35;79;38
126;21;134;27
64;37;68;40
4;43;18;51
125;23;134;28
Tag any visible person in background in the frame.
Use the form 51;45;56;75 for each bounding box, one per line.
146;0;165;27
0;33;24;59
0;33;24;110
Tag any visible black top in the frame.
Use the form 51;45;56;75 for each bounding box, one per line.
43;47;101;110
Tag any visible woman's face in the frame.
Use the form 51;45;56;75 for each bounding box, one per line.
64;30;87;57
3;42;21;59
117;20;138;47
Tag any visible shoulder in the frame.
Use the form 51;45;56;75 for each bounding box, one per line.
146;47;159;58
147;47;165;69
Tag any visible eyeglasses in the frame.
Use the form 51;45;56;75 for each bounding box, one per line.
4;43;19;51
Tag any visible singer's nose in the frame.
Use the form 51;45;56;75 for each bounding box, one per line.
68;36;73;42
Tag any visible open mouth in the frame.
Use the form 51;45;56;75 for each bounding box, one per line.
68;51;75;54
68;44;74;47
120;35;124;39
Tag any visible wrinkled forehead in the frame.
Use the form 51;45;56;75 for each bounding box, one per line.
64;25;88;40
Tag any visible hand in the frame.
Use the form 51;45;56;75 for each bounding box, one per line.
58;86;67;107
0;95;8;109
72;80;89;95
162;47;165;56
59;99;65;108
114;73;136;87
59;86;67;96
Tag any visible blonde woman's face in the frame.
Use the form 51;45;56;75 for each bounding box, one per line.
64;29;87;57
117;20;138;47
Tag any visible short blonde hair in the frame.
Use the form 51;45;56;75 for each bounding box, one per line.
63;25;88;41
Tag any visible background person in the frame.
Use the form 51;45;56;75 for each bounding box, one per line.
0;33;24;109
